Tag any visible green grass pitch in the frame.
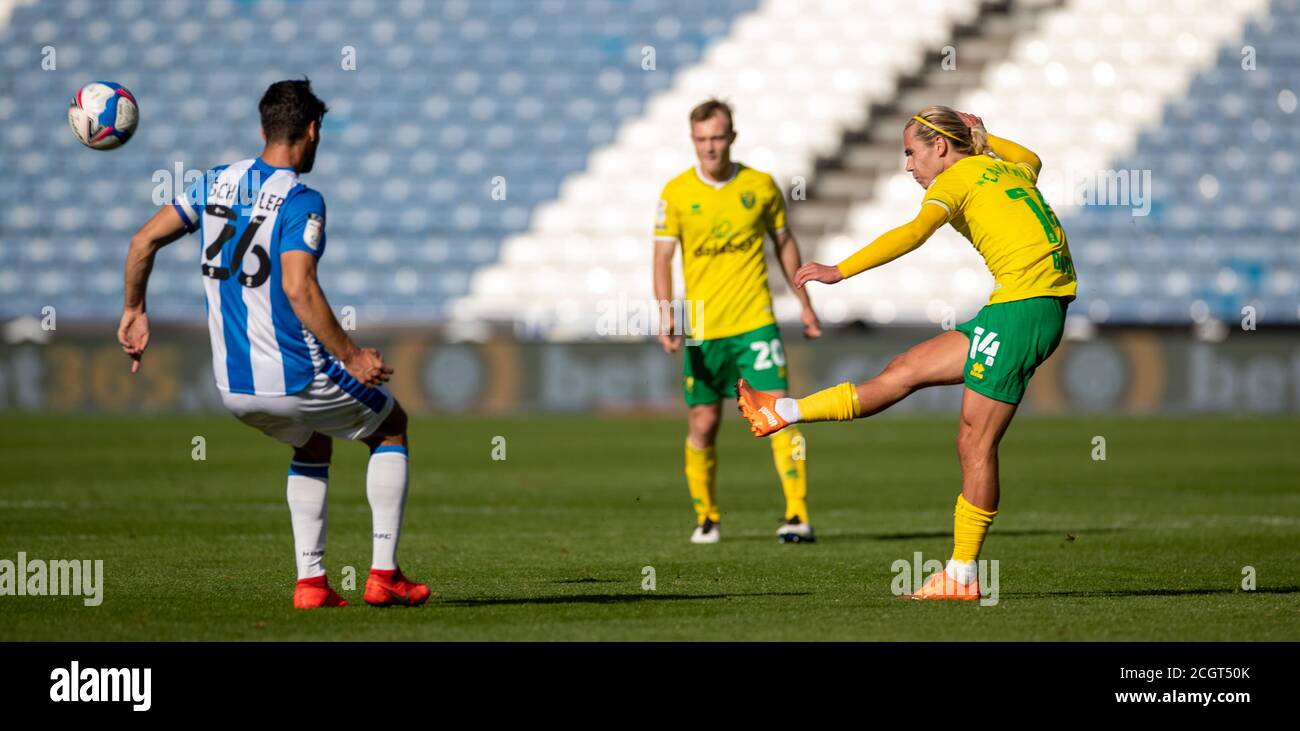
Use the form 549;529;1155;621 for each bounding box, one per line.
1;413;1297;641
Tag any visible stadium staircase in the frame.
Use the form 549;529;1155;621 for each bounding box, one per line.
454;0;989;336
1;0;1292;327
793;0;1065;242
811;0;1277;326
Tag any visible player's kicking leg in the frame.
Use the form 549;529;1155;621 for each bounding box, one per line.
739;334;961;544
738;330;992;598
359;401;430;607
737;330;968;436
288;432;348;609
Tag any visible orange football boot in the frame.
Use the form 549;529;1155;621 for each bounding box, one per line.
736;378;790;437
908;569;981;601
364;567;431;607
293;575;348;609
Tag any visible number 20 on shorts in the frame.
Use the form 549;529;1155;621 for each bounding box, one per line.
750;339;786;370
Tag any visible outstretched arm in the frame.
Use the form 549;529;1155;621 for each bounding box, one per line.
118;205;190;372
793;203;949;287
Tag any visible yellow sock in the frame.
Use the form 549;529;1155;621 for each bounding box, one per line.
794;382;861;422
951;494;998;563
770;427;808;523
684;440;720;524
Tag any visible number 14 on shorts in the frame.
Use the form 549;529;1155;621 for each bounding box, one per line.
969;326;1000;369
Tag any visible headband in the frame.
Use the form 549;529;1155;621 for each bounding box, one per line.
911;115;964;143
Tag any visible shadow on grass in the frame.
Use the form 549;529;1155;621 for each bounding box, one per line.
438;591;813;608
1007;586;1300;599
730;528;1127;543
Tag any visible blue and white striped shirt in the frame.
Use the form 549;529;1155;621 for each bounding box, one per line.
173;157;329;396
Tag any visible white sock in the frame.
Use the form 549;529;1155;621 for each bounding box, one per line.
286;462;329;580
367;446;409;571
774;397;801;423
945;558;978;584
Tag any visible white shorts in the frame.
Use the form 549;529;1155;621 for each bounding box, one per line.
219;369;395;448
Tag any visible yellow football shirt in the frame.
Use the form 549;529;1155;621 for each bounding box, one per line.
923;154;1077;304
655;163;786;340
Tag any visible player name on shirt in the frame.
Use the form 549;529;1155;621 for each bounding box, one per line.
174;157;331;396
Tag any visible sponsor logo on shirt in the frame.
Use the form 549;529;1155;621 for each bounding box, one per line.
693;235;760;258
303;212;324;250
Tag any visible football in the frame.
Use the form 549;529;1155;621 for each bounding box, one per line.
67;81;138;150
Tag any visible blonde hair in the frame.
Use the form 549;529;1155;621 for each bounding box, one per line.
905;105;993;157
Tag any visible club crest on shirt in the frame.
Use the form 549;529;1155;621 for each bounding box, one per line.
740;191;755;209
303;212;324;250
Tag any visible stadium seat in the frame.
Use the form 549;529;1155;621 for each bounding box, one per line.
0;0;758;321
811;0;1287;325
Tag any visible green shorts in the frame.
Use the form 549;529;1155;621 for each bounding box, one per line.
955;297;1068;405
684;323;788;406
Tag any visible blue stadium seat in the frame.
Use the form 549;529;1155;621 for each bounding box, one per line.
1061;0;1300;323
0;0;758;320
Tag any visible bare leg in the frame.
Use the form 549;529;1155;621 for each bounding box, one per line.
955;388;1018;511
854;330;968;416
362;401;408;451
738;330;969;437
293;431;333;463
687;402;722;449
